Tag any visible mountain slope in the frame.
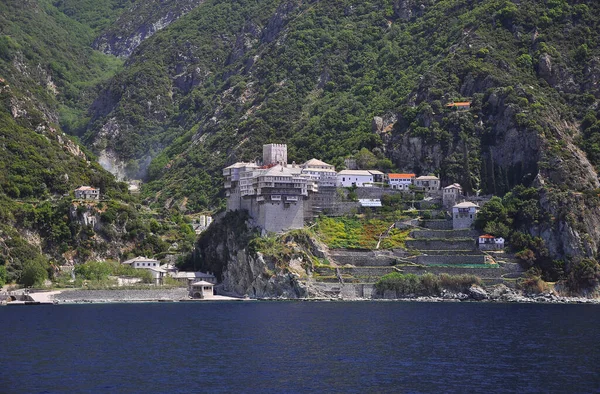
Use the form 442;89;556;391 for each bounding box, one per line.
78;0;600;281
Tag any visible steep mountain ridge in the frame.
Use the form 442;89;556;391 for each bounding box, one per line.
2;0;600;287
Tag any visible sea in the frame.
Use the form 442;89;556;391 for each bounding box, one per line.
1;301;599;393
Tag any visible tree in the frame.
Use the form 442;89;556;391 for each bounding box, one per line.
20;258;49;287
0;265;7;287
474;197;507;230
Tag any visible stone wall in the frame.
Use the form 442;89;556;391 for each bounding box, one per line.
405;239;476;250
257;200;304;233
420;220;453;230
355;187;404;199
415;255;487;265
338;266;397;279
324;202;360;216
410;229;478;239
328;249;406;266
398;264;521;278
395;219;420;229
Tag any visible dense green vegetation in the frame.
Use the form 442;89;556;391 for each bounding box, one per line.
375;272;482;296
2;0;600;293
76;0;600;212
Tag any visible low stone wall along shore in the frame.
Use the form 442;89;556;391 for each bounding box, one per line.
56;288;189;303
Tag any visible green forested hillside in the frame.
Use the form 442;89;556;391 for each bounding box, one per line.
76;0;600;284
0;0;170;285
81;0;600;208
2;0;600;287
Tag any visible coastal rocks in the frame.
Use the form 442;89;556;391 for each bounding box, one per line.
468;285;488;300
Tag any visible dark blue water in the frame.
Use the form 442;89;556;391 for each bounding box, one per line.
1;301;600;393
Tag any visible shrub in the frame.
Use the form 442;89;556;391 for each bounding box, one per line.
518;268;548;294
375;272;481;296
20;258;49;287
567;259;600;291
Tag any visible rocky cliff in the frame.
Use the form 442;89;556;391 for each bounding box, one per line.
187;211;322;298
93;0;206;57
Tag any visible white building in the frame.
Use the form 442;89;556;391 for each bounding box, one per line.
443;183;463;207
189;280;215;299
121;256;165;285
74;186;100;200
224;144;312;233
478;234;505;251
452;202;479;230
192;215;213;234
301;158;337;187
170;271;217;286
337;170;374;187
387;173;416;190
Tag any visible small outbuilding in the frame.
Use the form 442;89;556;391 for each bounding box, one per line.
478;234;505;251
189;281;214;299
74;186;100;200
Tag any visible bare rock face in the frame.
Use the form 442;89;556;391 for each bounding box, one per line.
262;1;300;44
93;0;205;58
191;212;313;299
538;53;553;83
393;0;429;20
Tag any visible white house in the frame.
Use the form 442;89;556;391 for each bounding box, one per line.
337;170;374;187
478;234;505;251
452;202;479;230
387;173;415;190
122;256;165;285
74;186;100;200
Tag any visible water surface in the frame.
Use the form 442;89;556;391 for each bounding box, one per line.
1;301;599;393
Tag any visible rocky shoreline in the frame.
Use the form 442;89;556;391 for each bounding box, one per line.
7;285;599;305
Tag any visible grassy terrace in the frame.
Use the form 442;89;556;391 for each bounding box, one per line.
314;216;411;249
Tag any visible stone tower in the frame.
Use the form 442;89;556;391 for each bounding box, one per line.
263;144;287;165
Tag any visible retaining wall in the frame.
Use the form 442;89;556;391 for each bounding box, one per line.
329;249;408;266
324;202;360;216
410;229;478;240
405;239;476;251
398;265;518;279
419;220;453;230
415;255;486;265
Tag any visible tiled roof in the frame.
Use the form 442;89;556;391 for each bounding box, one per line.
388;173;415;179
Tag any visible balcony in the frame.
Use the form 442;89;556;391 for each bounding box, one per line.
271;195;282;201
